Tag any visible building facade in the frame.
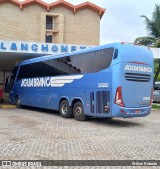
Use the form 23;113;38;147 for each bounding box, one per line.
0;0;105;101
0;0;105;45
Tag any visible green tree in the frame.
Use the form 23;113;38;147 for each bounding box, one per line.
134;4;160;82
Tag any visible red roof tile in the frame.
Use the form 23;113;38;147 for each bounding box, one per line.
0;0;105;18
0;0;20;7
21;0;48;9
75;1;105;18
49;0;75;11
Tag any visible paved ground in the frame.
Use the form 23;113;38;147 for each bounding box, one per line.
0;107;160;168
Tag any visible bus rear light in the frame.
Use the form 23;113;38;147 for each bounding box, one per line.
149;88;153;106
115;86;125;107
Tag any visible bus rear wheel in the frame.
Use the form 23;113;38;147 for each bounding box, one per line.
59;100;72;118
73;101;86;121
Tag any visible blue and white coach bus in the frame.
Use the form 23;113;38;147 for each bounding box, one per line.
7;42;154;121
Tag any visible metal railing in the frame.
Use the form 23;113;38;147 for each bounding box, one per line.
46;23;59;30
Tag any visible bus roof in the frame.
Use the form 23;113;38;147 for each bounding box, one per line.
17;42;149;66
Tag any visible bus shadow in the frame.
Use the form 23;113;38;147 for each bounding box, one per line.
21;106;143;127
21;106;60;116
87;118;143;128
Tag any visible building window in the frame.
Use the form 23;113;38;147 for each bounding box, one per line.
46;16;53;30
45;35;53;43
41;12;63;43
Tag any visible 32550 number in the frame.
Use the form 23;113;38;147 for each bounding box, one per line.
98;83;109;88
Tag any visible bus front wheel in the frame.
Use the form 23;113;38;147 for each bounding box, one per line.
16;96;22;108
59;100;72;118
73;101;86;121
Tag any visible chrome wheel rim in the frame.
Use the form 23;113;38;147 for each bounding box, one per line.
17;99;20;106
61;104;67;114
75;106;82;116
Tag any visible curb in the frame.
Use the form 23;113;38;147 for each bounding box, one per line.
0;105;17;109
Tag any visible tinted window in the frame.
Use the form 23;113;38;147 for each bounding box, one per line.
17;60;79;81
95;48;114;72
17;48;114;80
76;52;95;73
69;48;114;73
44;58;81;75
17;64;35;81
113;49;118;59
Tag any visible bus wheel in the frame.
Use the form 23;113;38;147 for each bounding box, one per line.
16;96;22;108
59;100;72;118
73;101;86;121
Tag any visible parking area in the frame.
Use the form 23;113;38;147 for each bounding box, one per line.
0;107;160;165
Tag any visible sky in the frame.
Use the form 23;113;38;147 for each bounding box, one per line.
42;0;160;44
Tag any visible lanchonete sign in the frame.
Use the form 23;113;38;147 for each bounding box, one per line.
0;40;91;55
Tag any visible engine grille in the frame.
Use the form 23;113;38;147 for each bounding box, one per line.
125;73;151;82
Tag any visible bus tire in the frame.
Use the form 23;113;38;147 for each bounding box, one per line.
73;101;86;121
59;100;72;118
16;96;22;108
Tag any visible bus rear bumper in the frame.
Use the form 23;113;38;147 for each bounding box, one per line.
114;106;152;118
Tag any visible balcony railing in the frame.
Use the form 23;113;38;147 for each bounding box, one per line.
46;23;59;30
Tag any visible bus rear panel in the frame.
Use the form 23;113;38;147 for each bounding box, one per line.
112;43;153;118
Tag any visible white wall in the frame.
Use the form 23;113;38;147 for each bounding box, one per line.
151;48;160;59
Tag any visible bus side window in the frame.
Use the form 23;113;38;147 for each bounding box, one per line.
17;64;35;81
43;58;81;75
113;49;118;59
75;48;114;74
95;48;114;72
